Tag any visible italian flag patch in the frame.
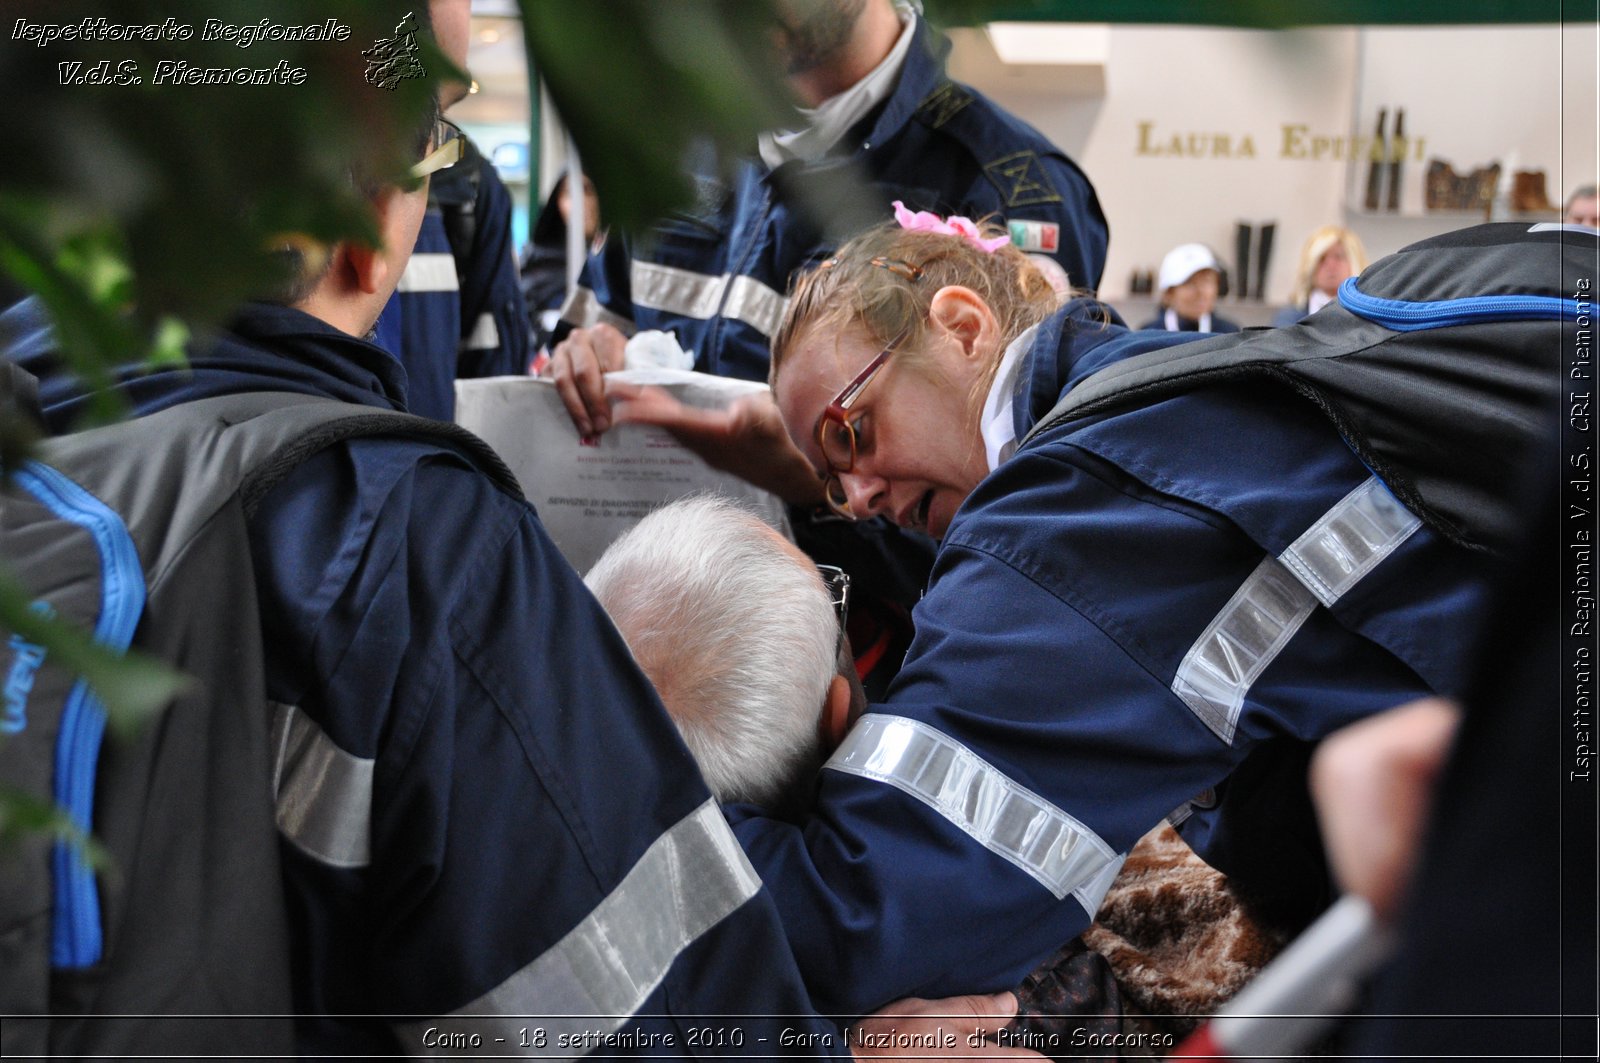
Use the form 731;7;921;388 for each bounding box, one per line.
1007;219;1060;253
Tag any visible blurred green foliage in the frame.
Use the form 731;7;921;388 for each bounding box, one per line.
0;786;108;870
926;0;1566;26
0;0;445;735
521;0;793;236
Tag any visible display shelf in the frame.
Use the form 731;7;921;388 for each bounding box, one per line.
1343;206;1560;222
1338;203;1563;262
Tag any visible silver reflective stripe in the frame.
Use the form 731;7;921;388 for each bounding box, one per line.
463;312;499;352
397;253;459;293
631;261;723;319
1165;801;1194;828
630;262;788;338
826;714;1120;903
558;285;636;336
721;274;788;338
1280;477;1422;608
1172;557;1318;745
1072;852;1127;917
394;799;760;1054
1172;476;1421;744
270;702;372;868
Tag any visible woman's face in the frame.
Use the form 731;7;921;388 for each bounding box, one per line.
775;319;993;539
1313;243;1353;296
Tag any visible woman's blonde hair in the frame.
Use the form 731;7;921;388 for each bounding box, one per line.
1289;226;1369;308
770;218;1066;389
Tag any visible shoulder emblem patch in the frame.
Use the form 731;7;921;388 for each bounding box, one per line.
984;151;1062;208
915;83;973;129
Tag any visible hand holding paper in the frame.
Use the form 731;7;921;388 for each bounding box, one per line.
545;322;628;436
609;380;827;506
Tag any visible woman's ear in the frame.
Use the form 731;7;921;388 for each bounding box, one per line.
928;285;998;359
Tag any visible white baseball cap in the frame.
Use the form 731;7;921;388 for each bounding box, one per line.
1158;243;1221;292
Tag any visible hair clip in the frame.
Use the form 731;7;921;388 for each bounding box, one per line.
868;256;924;281
892;200;1010;254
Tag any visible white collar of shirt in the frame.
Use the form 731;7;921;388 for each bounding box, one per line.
1307;289;1335;315
757;7;917;169
980;323;1040;472
1162;308;1213;332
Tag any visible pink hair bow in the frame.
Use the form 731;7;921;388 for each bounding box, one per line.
892;200;1010;253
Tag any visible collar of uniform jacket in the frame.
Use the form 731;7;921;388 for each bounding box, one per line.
223;302;411;411
857;16;950;156
1013;298;1199;440
5;296;414;431
758;9;917;167
1012;300;1110;439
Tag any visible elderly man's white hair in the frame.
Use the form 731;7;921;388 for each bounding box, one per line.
585;495;838;811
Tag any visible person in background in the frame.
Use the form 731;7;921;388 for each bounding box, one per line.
521;172;602;360
370;0;531;420
1140;243;1239;333
1272;225;1369;327
1564;183;1598;229
554;0;1108;384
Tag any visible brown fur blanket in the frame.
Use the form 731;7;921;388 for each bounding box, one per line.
1010;825;1287;1059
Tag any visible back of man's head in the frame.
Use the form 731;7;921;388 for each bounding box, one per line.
585;496;837;813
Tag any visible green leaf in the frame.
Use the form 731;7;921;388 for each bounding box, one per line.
56;230;133;305
148;316;192;369
922;0;1566;26
0;786;109;872
521;0;794;235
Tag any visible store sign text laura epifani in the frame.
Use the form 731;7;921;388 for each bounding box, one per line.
1136;121;1427;162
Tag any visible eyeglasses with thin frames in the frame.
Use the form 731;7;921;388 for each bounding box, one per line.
410;116;465;179
816;564;851;658
813;325;909;520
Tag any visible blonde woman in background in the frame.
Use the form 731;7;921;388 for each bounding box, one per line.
1273;226;1370;326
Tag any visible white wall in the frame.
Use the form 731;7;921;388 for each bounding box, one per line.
1343;24;1597;264
1562;21;1600;201
1355;26;1581;214
952;21;1599;303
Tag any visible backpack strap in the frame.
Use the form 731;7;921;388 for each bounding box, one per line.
227;399;521;517
41;393;521;586
2;361;43;434
431;137;485;279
